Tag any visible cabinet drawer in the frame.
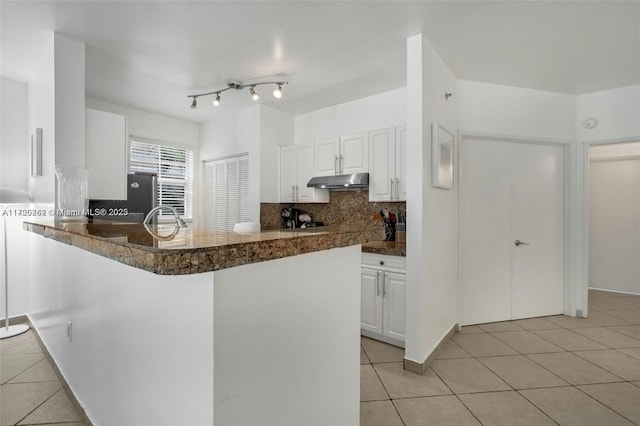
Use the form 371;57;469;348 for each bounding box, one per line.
361;253;406;273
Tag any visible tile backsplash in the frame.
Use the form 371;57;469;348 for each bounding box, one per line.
260;191;406;233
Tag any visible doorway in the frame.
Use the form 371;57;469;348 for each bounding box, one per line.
588;141;640;295
459;138;565;325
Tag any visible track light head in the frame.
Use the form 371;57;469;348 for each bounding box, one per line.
273;84;283;99
213;93;221;107
250;86;259;101
190;97;197;109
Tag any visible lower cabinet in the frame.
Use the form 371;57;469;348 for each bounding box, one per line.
361;253;406;347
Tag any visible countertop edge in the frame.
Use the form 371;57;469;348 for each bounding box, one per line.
24;222;386;275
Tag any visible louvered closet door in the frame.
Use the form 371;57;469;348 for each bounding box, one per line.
203;162;216;231
203;155;250;232
238;157;249;224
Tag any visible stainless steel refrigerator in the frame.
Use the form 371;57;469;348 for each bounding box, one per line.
88;173;157;223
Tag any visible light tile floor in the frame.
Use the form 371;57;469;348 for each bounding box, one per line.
0;330;83;426
2;290;638;425
361;289;640;425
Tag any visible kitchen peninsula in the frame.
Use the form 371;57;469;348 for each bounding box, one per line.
24;220;382;426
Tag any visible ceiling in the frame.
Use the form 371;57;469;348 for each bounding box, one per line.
1;1;638;124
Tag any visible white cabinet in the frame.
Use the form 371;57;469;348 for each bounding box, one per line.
314;133;369;176
361;253;406;346
340;133;369;174
280;146;296;202
279;144;329;203
314;138;340;177
369;126;406;201
85;108;127;200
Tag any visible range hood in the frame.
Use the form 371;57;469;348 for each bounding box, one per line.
307;173;369;190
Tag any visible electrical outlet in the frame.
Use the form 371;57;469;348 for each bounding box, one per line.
66;321;72;342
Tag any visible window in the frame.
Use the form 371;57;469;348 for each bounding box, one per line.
129;139;194;220
202;155;249;232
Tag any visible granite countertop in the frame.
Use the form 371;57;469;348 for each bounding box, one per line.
361;241;406;257
23;221;382;275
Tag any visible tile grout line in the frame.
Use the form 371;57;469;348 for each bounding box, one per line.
369;360;407;425
514;388;561;426
14;386;65;426
571;383;640;425
425;359;485;425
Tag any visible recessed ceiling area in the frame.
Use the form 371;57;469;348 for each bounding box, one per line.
1;1;638;123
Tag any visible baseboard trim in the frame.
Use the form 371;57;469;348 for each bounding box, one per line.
403;323;458;375
26;317;94;426
360;329;405;348
0;314;28;328
588;287;640;297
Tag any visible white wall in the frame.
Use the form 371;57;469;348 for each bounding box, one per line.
28;35;55;203
405;34;458;364
28;233;214;425
458;80;576;140
589;147;640;294
214;246;360;425
590;141;640;160
53;34;85;169
260;106;293;203
294;88;406;143
1;78;29;193
86;99;200;147
577;85;640;142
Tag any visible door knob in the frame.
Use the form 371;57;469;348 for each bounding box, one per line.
514;240;530;247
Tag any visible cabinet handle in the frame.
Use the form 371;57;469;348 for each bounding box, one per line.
296;185;299;201
395;178;400;200
334;155;339;175
390;178;394;199
291;185;295;201
382;272;387;297
340;155;344;174
376;271;381;296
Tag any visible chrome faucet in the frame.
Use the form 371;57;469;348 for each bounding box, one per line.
143;205;187;228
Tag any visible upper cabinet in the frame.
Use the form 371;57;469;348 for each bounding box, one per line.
314;133;369;176
279;143;329;203
340;132;369;175
85;108;127;200
369;126;406;202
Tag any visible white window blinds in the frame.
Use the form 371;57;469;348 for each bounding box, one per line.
129;140;194;219
202;155;249;232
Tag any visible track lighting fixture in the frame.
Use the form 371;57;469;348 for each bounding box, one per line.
249;86;259;101
188;80;287;109
273;84;283;99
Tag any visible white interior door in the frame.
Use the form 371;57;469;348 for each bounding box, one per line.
460;140;513;325
460;139;564;325
512;144;564;318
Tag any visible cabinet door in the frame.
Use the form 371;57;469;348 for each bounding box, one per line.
368;128;395;201
395;126;407;201
85;108;127;199
340;133;369;175
382;272;406;342
315;138;339;176
296;143;316;202
361;268;383;335
279;146;296;202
